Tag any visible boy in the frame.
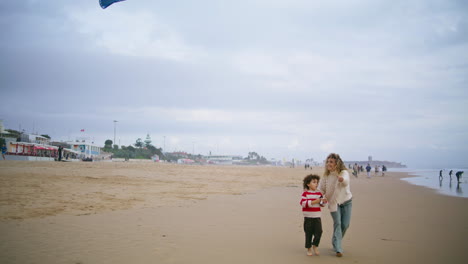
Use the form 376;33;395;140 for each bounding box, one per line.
300;174;325;256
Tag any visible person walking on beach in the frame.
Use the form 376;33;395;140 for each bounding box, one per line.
449;170;453;180
300;174;325;256
318;153;352;258
58;146;63;161
456;171;464;183
366;163;371;178
352;163;358;178
382;165;387;176
1;144;6;160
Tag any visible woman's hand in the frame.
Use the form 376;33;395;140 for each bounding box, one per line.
338;176;344;182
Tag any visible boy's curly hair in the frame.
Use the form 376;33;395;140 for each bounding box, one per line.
303;174;320;190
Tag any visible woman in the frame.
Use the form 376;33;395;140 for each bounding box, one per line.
318;153;352;257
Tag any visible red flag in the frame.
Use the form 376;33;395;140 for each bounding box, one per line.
80;129;85;132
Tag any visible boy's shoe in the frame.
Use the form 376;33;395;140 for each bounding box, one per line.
336;252;343;257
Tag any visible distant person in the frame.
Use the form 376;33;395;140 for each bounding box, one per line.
1;144;6;160
366;164;372;178
318;153;352;258
456;171;464;183
439;170;443;179
352;163;358;178
374;165;380;177
58;146;63;161
300;174;325;256
449;170;453;180
382;165;387;176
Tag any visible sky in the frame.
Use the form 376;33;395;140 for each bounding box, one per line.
1;0;467;168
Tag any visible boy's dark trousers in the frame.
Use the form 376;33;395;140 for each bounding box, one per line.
304;217;322;248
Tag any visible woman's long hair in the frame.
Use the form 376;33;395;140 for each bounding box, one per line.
324;153;347;176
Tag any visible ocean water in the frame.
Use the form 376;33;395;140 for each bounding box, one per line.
391;168;468;198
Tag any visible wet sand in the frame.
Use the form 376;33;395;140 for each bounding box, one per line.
0;161;467;263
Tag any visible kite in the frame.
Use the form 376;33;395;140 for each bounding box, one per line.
100;0;126;9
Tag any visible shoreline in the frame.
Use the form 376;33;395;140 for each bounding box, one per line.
1;162;467;263
396;169;468;199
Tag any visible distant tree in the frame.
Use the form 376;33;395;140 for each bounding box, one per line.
147;145;157;153
127;145;135;152
144;134;152;148
104;139;113;148
245;151;269;164
113;144;119;150
5;129;21;141
106;140;164;160
247;152;260;160
40;134;51;139
147;145;165;159
135;138;143;148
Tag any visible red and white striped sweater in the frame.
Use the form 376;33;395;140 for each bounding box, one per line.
300;190;323;218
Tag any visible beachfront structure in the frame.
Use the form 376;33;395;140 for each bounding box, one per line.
168;151;190;159
4;141;83;161
205;155;243;165
67;140;101;159
5;142;57;161
0;120;11;137
177;158;195;164
20;133;51;145
152;154;160;162
0;124;100;161
269;158;283;166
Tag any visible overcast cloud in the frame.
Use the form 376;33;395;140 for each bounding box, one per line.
1;0;467;168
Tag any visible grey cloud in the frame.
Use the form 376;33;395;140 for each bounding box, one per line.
1;0;468;167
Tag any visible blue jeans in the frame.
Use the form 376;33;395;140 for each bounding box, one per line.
330;200;352;253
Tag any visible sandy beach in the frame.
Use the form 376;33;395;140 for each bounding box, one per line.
0;161;467;264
